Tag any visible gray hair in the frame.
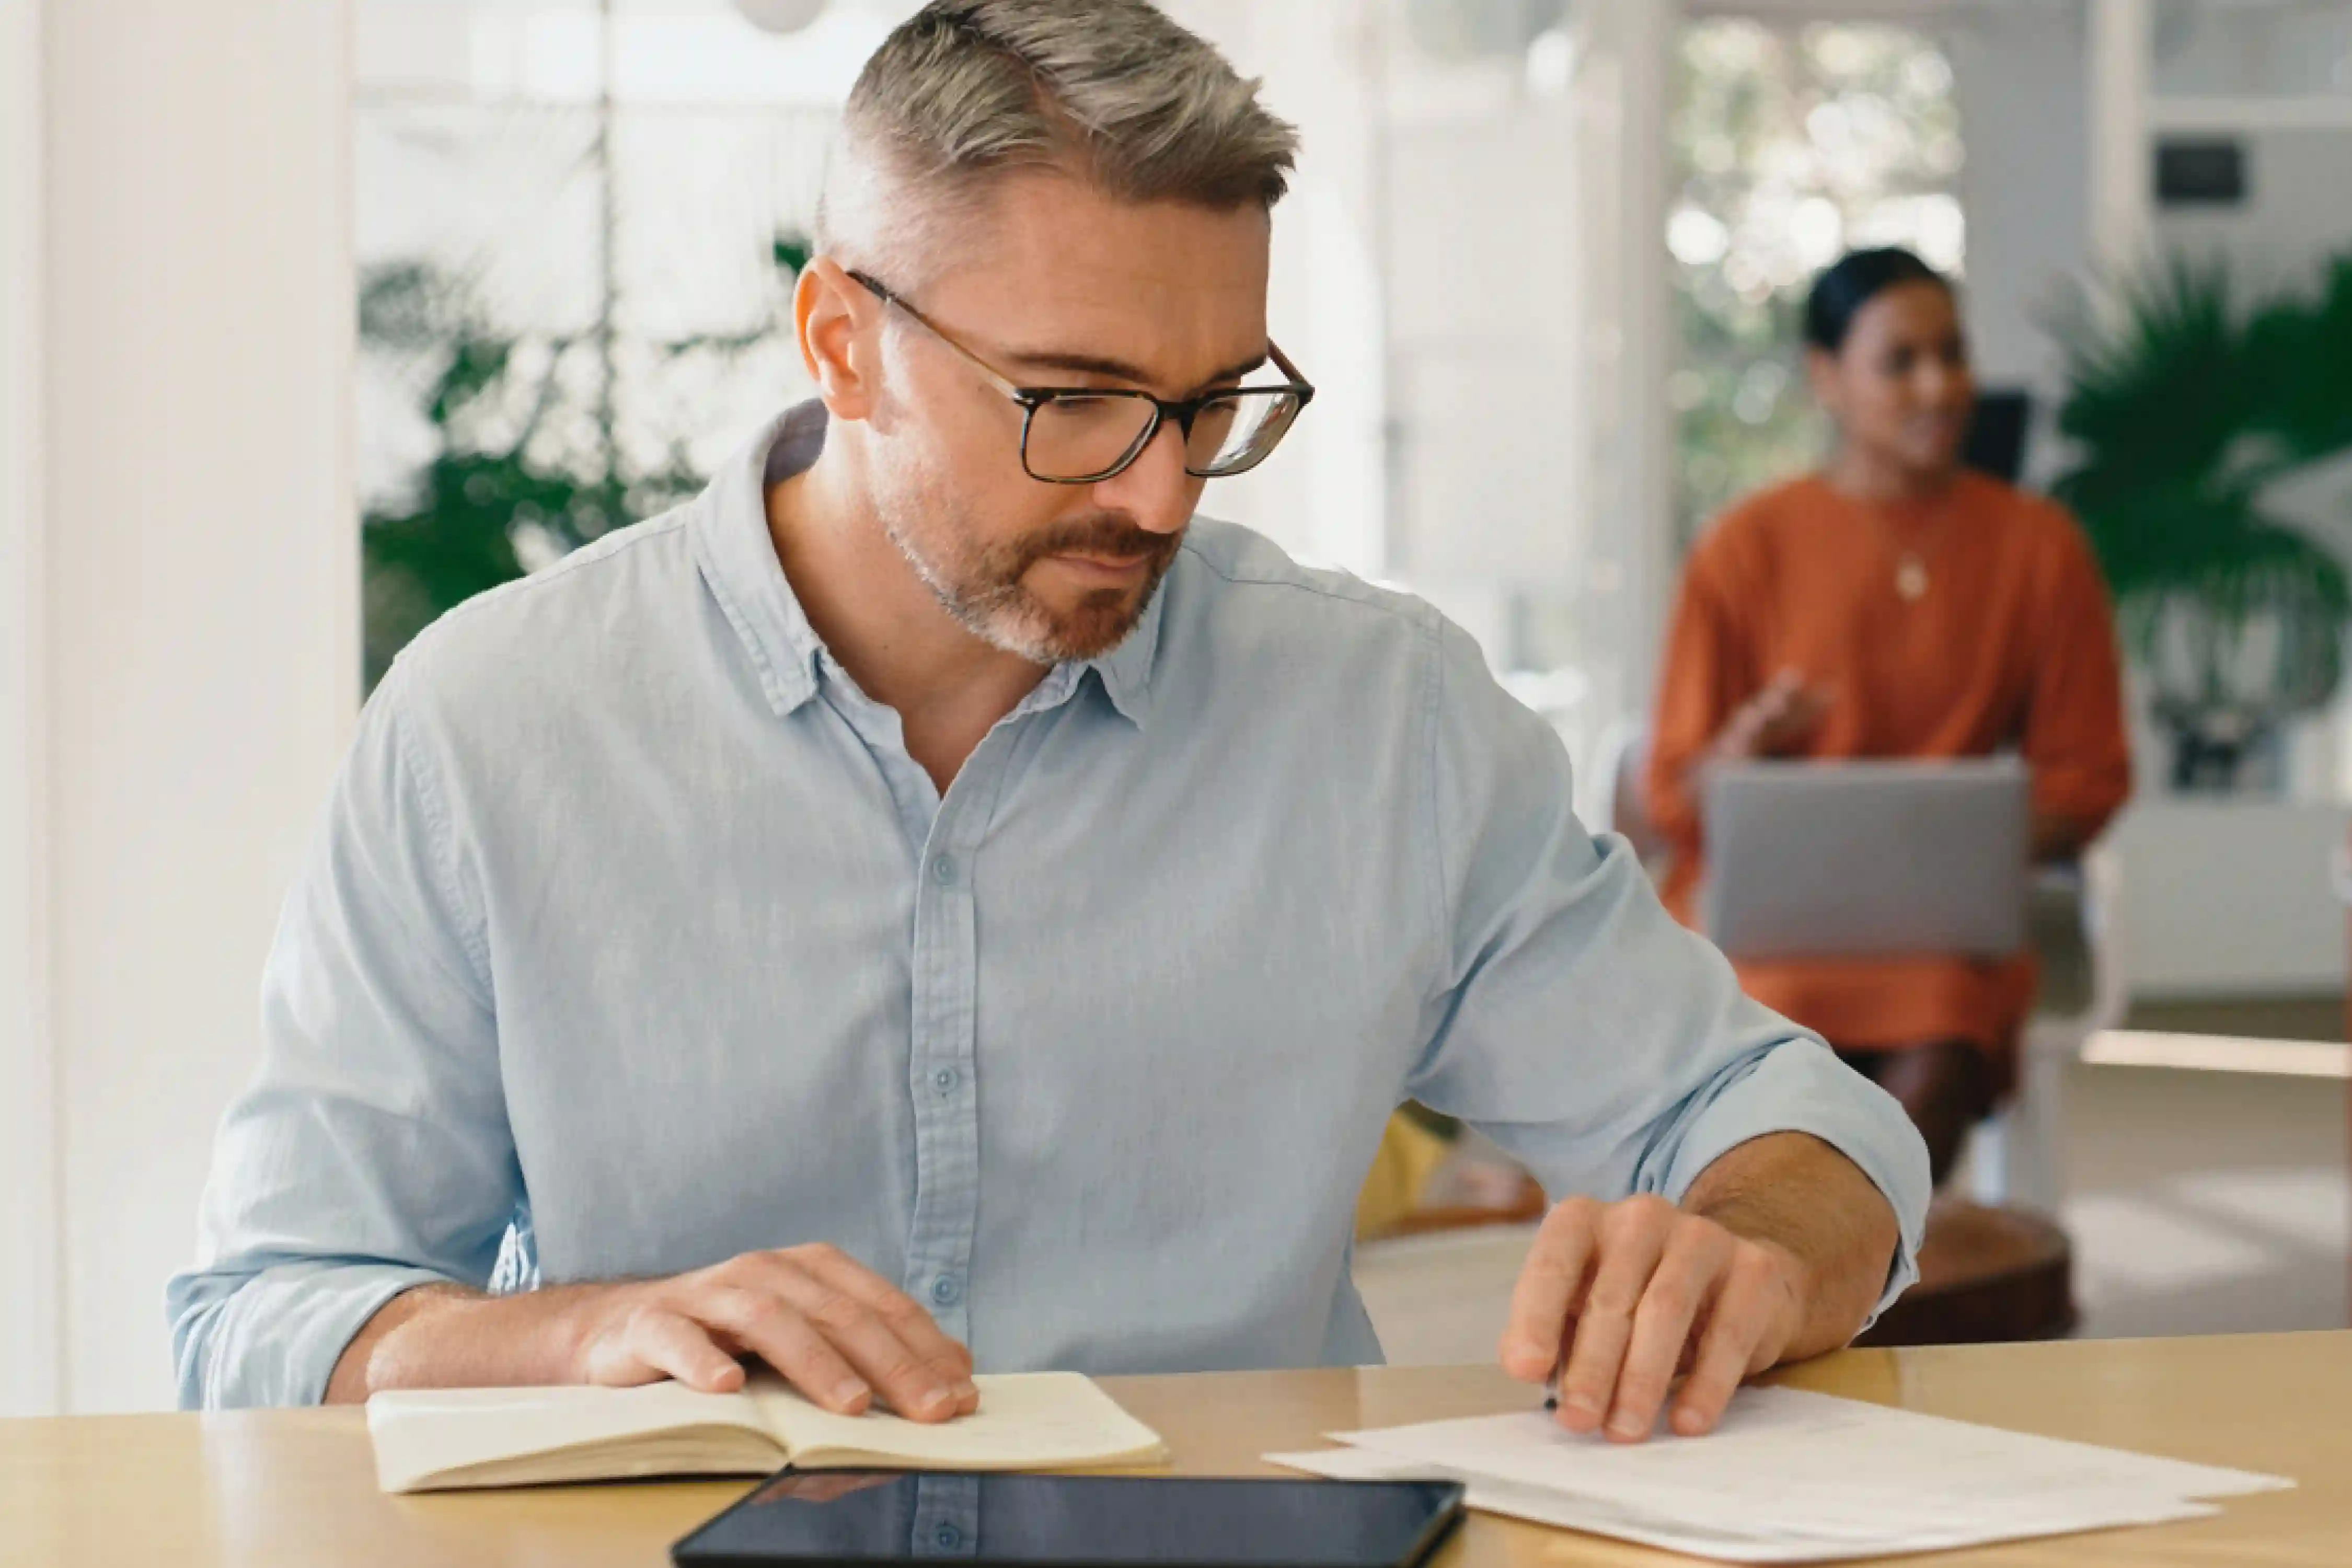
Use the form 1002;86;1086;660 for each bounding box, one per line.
816;0;1299;280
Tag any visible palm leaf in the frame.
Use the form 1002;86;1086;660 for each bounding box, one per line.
2046;248;2352;725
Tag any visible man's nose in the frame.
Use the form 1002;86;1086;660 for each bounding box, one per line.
1089;418;1197;535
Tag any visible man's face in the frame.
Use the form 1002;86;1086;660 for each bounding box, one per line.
860;175;1273;663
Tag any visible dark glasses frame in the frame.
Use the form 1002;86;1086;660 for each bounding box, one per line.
846;268;1317;485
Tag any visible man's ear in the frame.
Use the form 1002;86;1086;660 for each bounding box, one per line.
797;257;882;422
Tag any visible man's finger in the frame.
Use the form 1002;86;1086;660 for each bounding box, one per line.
1553;1199;1673;1433
597;1304;746;1394
1668;1256;1778;1437
790;1246;980;1406
1607;1221;1732;1442
697;1286;874;1415
756;1264;963;1423
1502;1198;1600;1382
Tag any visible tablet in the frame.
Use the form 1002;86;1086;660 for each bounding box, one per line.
670;1469;1466;1568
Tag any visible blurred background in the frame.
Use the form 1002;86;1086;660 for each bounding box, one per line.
4;0;2349;1415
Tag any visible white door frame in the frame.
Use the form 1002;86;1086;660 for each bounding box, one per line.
0;0;62;1420
1572;0;1678;724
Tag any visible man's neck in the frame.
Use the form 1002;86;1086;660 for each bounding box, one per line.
765;454;1050;792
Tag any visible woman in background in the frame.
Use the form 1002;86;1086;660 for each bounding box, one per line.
1646;247;2132;1187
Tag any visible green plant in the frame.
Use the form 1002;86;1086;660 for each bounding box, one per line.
359;239;812;690
2049;252;2352;786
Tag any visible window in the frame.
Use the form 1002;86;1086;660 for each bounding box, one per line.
1669;18;1965;546
355;0;884;686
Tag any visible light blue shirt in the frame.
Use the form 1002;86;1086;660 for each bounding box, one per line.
169;403;1928;1410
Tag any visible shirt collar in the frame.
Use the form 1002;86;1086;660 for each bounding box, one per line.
692;399;1164;729
691;401;829;718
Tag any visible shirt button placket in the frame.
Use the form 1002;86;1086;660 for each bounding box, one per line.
906;798;985;1350
913;1475;981;1558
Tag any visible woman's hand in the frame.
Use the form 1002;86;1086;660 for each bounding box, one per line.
1710;669;1830;762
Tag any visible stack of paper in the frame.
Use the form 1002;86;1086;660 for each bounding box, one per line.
1267;1387;2290;1562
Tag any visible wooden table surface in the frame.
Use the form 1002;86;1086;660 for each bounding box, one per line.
4;1332;2347;1567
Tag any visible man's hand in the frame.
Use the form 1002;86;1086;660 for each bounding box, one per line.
1500;1195;1805;1443
571;1244;979;1417
327;1243;979;1422
1497;1134;1900;1444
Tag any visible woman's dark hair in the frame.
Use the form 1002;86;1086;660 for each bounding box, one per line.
1803;247;1952;354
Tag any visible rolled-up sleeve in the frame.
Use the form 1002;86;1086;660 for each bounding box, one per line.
1404;620;1930;1327
166;662;518;1409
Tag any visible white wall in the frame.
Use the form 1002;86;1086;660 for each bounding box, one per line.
0;0;60;1419
2111;800;2347;999
1949;0;2091;408
1947;0;2347;1000
2154;128;2352;292
1158;0;1390;579
29;0;358;1413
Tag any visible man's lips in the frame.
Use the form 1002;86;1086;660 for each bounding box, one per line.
1047;550;1156;579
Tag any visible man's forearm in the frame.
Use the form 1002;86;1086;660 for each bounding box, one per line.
324;1283;601;1403
1678;1131;1900;1362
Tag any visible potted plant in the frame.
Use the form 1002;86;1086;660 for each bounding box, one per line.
2048;252;2352;791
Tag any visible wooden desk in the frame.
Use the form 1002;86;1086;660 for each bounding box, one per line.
5;1333;2347;1567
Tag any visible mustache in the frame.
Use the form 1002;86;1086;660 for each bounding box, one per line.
1011;514;1181;570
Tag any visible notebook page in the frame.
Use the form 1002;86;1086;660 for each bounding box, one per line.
366;1381;778;1492
749;1371;1167;1470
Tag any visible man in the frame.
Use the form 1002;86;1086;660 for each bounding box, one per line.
171;0;1927;1446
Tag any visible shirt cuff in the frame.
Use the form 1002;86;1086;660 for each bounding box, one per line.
1657;1038;1932;1333
174;1259;457;1410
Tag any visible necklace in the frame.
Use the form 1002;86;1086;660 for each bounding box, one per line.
1834;476;1961;604
1895;551;1931;603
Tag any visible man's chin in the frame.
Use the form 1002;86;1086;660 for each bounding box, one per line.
1044;592;1150;661
1010;581;1155;663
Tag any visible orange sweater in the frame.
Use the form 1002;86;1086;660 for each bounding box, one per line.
1644;473;2132;1085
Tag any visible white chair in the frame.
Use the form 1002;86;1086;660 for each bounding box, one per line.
1969;845;2129;1216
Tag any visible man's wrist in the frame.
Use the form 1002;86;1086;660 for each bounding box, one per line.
328;1281;588;1402
1679;1132;1901;1356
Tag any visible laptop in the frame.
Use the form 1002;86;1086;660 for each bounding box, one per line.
1700;757;2030;961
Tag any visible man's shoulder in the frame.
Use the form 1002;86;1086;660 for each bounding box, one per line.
378;504;705;725
1172;517;1443;649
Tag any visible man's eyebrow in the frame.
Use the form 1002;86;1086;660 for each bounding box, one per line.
999;348;1272;396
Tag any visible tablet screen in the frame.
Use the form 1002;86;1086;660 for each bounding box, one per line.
671;1470;1465;1568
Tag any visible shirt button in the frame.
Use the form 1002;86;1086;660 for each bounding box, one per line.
931;854;957;887
933;1066;960;1095
930;1274;962;1307
933;1523;964;1550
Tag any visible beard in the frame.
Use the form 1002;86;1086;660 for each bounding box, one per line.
879;490;1183;664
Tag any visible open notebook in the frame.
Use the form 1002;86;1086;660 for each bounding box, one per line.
367;1371;1168;1493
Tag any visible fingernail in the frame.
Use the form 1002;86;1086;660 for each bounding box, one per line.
1607;1412;1645;1440
915;1386;953;1415
1564;1393;1602;1419
953;1378;978;1401
831;1378;869;1406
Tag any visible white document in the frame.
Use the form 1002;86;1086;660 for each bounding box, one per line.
1265;1386;2290;1565
1266;1444;2215;1564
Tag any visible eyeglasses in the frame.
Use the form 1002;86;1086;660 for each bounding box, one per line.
847;269;1316;485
